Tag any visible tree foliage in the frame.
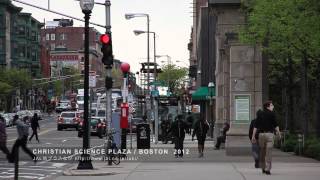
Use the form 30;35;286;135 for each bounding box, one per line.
240;0;320;136
157;64;188;95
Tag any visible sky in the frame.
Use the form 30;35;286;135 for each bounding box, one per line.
12;0;193;73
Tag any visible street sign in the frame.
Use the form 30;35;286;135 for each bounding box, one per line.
149;81;164;86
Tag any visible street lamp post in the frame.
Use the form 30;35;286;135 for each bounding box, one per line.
133;30;159;144
125;13;151;124
77;0;94;170
208;82;215;139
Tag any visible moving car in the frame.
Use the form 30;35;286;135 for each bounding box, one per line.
55;102;71;113
57;111;83;131
78;117;106;138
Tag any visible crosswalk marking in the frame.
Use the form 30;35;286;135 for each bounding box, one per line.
0;161;67;180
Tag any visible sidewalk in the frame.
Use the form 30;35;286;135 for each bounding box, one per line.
58;135;320;180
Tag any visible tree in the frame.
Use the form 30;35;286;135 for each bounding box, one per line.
240;0;320;136
157;64;188;95
0;68;32;111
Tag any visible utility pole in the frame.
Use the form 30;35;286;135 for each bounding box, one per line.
105;0;112;140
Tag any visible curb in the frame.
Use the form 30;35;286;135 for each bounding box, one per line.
63;168;117;176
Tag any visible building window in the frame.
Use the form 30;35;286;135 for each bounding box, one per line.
27;47;31;59
46;34;50;40
50;43;55;50
51;34;55;40
0;38;4;51
18;45;26;57
0;15;4;28
31;31;37;41
18;26;25;35
31;51;37;61
60;33;67;40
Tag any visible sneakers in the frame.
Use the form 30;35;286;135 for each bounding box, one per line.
198;153;204;158
262;169;271;175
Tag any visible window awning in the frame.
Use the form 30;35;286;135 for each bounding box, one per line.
191;86;215;101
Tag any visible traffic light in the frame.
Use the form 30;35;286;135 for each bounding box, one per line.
100;33;113;66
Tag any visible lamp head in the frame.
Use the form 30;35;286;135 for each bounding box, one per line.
133;30;145;36
80;0;94;11
125;14;134;20
208;82;215;88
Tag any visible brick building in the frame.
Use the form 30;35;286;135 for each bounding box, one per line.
40;20;104;86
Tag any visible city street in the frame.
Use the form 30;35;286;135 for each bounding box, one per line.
1;113;320;180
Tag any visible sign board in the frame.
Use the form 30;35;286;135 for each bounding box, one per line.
235;95;250;122
89;71;96;87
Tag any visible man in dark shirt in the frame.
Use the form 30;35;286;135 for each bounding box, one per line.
168;115;188;158
249;109;262;168
252;101;281;175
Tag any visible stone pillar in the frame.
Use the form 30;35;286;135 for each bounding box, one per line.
226;45;263;155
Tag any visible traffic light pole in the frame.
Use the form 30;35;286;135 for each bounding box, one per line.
105;0;112;150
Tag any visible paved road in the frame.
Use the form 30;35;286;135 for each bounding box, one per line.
1;113;127;179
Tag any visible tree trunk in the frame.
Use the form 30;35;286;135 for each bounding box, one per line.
287;54;295;132
301;51;309;137
315;61;320;137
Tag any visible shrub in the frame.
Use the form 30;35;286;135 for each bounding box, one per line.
304;143;320;160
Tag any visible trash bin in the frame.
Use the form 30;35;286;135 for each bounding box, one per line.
136;123;150;149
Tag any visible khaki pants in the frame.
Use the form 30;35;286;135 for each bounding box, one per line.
259;133;274;171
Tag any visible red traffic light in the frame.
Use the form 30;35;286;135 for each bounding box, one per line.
100;34;110;44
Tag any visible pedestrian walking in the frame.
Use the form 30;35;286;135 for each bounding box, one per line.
192;115;209;157
251;101;281;175
249;109;262;168
168;114;188;158
0;115;11;162
186;112;194;135
160;118;170;144
214;122;230;150
10;115;36;163
29;113;40;143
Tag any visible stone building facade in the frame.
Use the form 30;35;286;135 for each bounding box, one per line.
0;0;43;77
189;0;265;154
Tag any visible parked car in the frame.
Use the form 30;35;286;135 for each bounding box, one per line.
0;113;13;127
95;109;106;122
57;111;83;131
78;117;106;138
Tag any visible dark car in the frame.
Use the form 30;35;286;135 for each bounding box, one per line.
78;117;106;138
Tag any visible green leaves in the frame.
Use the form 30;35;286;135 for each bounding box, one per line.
241;0;320;59
157;64;188;95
